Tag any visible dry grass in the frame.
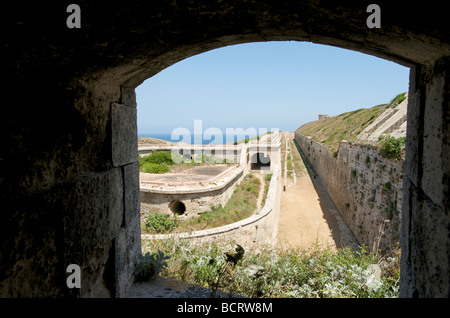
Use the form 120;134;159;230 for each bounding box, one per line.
296;104;388;152
142;173;262;234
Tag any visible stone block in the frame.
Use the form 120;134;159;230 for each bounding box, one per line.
123;161;140;227
422;74;445;209
111;103;138;167
405;67;422;187
115;214;141;297
401;178;450;297
60;168;124;297
120;86;137;108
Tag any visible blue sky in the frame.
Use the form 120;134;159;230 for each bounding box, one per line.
136;41;409;136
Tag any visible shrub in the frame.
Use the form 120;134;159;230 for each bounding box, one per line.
144;151;175;165
140;162;170;174
142;239;401;298
143;214;176;233
139;152;174;173
389;92;407;107
244;184;257;194
379;136;406;160
135;250;170;282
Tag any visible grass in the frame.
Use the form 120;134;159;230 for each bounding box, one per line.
261;173;272;207
141;173;262;234
295;93;407;153
138;151;174;173
296;105;387;152
142;238;401;298
289;139;308;177
139;151;233;174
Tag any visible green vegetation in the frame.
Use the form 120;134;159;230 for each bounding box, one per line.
141;173;262;234
135;250;171;282
138;151;174;173
139;151;232;173
143;214;177;233
142;238;401;298
379;136;406;160
295;93;407;152
296;104;387;152
389;92;407;108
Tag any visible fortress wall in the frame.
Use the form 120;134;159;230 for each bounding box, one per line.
138;147;242;164
143;164;282;251
295;133;404;252
140;168;244;219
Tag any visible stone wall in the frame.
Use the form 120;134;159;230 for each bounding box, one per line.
2;1;449;298
295;133;404;252
140;168;244;219
138;146;242;164
143;165;281;250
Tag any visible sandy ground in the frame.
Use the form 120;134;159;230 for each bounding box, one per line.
276;135;359;251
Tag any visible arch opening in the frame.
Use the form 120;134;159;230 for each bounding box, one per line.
40;2;447;298
169;200;186;215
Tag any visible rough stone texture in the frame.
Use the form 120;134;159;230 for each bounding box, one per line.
123;162;141;227
295;134;403;252
1;1;449;297
111;103;138;167
140;169;243;219
144;164;282;251
400;59;450;297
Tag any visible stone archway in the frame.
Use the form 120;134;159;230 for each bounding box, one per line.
2;1;449;297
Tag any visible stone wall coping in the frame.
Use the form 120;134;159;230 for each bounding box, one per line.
142;165;279;241
140;166;244;194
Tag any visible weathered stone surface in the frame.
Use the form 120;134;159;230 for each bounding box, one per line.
0;195;63;297
1;1;450;298
140;169;243;219
123;162;140;227
400;178;450;297
295;133;404;252
111;103;138;167
60;168;124;297
115;213;141;298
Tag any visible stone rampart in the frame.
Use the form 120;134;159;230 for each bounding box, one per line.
140;167;244;218
142;164;282;251
295;133;404;252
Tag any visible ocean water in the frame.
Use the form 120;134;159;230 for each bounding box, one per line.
138;133;258;145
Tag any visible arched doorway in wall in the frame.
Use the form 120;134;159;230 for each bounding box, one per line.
133;40;410;295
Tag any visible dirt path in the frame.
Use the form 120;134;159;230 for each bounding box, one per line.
276;133;359;251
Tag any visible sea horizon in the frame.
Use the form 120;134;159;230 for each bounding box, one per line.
138;133;260;145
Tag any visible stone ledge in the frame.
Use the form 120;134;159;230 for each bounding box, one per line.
140;166;243;194
141;165;279;242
